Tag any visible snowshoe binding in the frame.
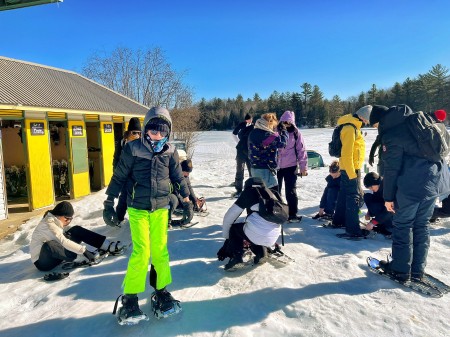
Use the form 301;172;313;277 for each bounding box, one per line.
151;288;182;319
113;294;149;326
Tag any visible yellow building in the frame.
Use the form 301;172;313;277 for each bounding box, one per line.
0;56;148;220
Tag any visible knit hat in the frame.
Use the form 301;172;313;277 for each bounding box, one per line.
369;105;389;126
127;117;142;132
434;109;447;122
355;105;373;123
146;117;170;135
363;172;381;188
180;159;193;173
51;201;74;217
244;113;252;121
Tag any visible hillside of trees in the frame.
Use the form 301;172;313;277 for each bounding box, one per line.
197;64;450;130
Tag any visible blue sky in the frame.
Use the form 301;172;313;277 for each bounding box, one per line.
1;0;450;102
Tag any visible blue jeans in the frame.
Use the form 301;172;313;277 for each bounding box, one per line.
251;168;278;189
390;197;436;276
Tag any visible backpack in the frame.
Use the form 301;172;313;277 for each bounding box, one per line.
404;109;450;162
254;186;289;224
328;123;357;157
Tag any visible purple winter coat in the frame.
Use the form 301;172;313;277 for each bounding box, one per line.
277;111;308;170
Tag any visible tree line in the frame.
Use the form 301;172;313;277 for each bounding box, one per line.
82;47;450;131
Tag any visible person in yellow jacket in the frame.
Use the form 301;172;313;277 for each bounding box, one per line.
332;105;373;240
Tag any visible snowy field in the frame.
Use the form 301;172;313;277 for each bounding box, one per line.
1;129;450;337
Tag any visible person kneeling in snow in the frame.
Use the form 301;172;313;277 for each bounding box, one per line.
219;177;283;271
312;160;341;220
362;172;393;237
169;159;206;227
30;201;125;272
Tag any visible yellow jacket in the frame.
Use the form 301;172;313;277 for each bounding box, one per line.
337;114;365;179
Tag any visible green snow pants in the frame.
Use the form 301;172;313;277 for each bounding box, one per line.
123;207;172;294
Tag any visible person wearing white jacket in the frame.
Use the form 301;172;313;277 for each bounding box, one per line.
221;177;282;271
30;201;124;271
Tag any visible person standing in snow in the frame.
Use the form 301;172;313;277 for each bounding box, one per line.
219;177;283;270
332;105;372;240
247;113;288;193
276;110;308;222
111;117;142;225
369;104;450;282
103;107;193;325
231;113;254;197
30;201;125;271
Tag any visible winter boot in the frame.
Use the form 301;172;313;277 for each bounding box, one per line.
101;241;126;256
378;260;410;282
113;294;149;326
224;255;245;271
151;288;181;319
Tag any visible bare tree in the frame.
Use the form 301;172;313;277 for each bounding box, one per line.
82;46;193;109
170;107;201;159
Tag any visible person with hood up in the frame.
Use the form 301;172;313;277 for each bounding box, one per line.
112;117;142;224
369;104;450;282
247;113;288;193
30;201;125;272
332;105;372;240
276;111;308;222
103;107;193;325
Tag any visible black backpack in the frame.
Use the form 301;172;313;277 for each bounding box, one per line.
255;186;289;224
404;108;450;162
328;123;357;157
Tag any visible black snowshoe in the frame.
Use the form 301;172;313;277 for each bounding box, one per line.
113;294;149;326
151;288;182;319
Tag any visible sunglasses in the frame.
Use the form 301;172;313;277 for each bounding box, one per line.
148;129;168;137
131;131;141;136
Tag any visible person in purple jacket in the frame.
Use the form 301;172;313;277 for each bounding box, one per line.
276;111;308;222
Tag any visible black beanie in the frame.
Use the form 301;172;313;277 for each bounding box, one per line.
181;159;193;173
244;113;252;120
363;172;381;188
127;117;142;132
145;118;170;135
51;201;74;217
369;105;389;126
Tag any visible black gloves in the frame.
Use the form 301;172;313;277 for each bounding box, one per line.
83;250;98;262
217;239;232;261
181;201;194;225
103;199;119;227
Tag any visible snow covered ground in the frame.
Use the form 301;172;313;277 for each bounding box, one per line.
1;129;449;337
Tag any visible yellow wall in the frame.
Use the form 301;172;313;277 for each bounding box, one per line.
24;119;54;209
67;120;90;198
100;122;115;186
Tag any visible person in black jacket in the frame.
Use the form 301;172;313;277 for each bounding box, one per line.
369;104;450;282
112;117;142;224
362;172;392;237
232;113;254;197
312;160;341;220
103;107;193;325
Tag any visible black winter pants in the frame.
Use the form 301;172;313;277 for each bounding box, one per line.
228;222;266;259
34;226;106;271
277;166;298;218
234;153;252;192
333;170;363;235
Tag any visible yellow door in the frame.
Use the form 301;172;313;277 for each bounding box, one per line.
24;119;54;209
100;122;115;186
67;120;90;198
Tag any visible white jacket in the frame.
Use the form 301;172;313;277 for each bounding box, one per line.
30;213;86;263
222;203;281;247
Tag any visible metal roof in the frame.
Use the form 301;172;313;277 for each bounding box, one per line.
0;56;149;116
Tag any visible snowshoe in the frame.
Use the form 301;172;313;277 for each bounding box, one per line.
151;289;182;319
43;272;69;282
101;241;126;256
113;294;149;326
